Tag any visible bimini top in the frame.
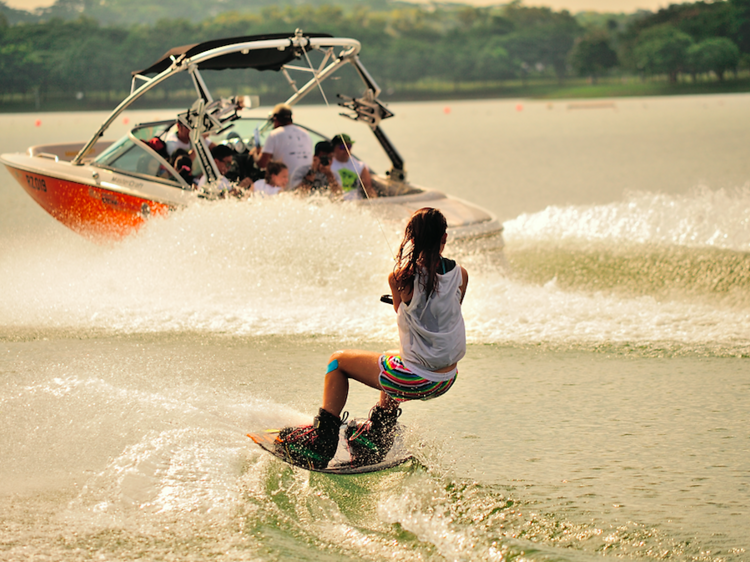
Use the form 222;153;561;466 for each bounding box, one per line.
133;32;334;76
73;31;362;168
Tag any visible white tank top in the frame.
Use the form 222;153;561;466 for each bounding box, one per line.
397;264;466;380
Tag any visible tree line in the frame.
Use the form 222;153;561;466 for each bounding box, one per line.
1;0;750;107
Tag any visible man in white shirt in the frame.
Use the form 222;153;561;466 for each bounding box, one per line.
330;133;377;200
165;118;214;159
256;104;312;186
165;120;191;156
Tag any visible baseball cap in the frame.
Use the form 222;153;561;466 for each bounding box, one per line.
271;103;293;120
331;133;354;147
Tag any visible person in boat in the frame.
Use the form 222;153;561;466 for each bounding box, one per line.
329;134;377;200
292;141;343;197
140;137;171;178
252;160;289;196
170;149;195;188
146;137;169;159
254;104;312;186
197;144;252;195
165;120;191;156
276;207;468;468
165;118;215;160
225;131;264;184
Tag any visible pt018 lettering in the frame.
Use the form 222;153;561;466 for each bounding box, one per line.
25;175;47;192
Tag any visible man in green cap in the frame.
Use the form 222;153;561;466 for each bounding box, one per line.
330;133;377;200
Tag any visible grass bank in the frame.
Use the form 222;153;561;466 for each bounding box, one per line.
385;72;750;102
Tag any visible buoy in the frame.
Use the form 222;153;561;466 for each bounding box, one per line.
35;119;42;127
123;117;130;124
443;106;451;114
515;104;524;112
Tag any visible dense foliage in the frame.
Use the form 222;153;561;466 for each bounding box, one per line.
1;0;749;106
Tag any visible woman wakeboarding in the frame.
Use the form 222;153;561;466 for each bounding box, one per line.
276;207;469;468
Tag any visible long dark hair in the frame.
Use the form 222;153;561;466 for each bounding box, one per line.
394;207;448;299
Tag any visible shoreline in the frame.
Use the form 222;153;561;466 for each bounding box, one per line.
2;75;749;113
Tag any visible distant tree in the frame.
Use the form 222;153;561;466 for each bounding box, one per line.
626;1;734;43
38;0;91;21
386;6;443;42
633;25;693;82
687;37;740;80
381;36;435;86
441;34;514;84
456;5;483;30
474;36;514;81
731;0;750;54
502;4;582;84
201;11;262;38
569;31;618;82
619;1;734;72
0;43;45;98
489;13;514;36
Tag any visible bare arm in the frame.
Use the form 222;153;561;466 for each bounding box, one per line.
388;271;414;312
361;167;377;198
257;151;272;170
388;272;401;312
459;266;469;303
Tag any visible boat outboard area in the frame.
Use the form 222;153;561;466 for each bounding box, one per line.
1;31;503;250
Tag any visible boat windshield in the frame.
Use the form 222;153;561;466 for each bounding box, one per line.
93;122;190;188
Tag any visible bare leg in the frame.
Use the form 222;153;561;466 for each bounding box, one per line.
322;350;399;416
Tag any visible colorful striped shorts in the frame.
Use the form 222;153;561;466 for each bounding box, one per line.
378;354;457;403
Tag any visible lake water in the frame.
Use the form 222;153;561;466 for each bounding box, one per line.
1;95;749;561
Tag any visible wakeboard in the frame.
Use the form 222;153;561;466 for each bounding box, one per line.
247;421;414;474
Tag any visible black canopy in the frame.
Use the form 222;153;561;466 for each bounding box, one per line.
133;32;333;77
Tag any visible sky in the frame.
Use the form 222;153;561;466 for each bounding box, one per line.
4;0;683;13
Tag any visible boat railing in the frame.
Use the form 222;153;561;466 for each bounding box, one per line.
29;142;113;163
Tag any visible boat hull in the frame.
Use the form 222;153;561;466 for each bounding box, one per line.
4;161;171;240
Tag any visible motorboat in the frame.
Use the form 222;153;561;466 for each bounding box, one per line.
1;31;503;248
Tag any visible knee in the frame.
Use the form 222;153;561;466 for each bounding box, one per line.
329;350;346;363
330;349;355;367
326;350;345;375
